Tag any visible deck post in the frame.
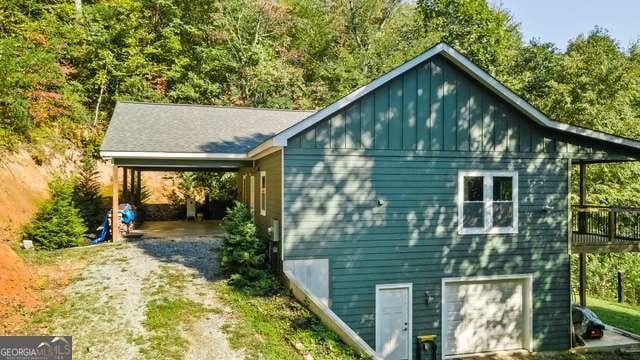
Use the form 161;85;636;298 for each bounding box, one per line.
122;167;128;203
618;271;625;303
112;164;120;243
578;163;587;234
579;253;586;306
579;163;586;206
608;209;617;242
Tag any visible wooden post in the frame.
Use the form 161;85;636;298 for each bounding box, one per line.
579;253;587;306
618;271;625;303
130;168;135;204
136;170;142;204
122;167;128;202
579;163;586;206
112;164;120;242
578;163;587;234
609;209;617;242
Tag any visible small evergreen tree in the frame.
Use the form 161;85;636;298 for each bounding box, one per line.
72;158;106;231
25;177;87;250
218;201;270;289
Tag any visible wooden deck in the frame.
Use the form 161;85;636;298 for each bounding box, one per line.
572;205;640;253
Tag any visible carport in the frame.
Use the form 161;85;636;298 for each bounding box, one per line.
100;101;312;241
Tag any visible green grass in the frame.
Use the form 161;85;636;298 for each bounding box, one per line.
16;242;111;266
136;265;213;360
138;297;208;359
587;296;640;335
214;280;367;360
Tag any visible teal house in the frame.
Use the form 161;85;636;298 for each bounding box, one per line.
101;43;640;359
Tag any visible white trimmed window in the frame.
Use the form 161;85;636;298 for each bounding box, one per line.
458;171;518;235
259;171;267;216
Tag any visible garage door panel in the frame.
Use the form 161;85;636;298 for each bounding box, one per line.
444;278;528;356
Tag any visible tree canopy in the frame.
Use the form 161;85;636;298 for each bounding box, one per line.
1;1;639;200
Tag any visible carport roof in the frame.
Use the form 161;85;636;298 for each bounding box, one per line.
100;102;314;158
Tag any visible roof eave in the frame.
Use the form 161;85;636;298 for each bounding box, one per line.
100;151;248;160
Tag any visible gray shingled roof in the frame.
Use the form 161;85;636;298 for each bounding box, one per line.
100;102;315;155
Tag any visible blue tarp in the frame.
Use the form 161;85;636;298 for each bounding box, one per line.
121;204;136;225
91;215;110;244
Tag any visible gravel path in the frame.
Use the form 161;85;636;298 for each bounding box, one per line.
53;225;244;360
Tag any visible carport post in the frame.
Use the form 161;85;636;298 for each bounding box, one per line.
130;168;135;203
136;169;142;204
112;164;121;242
122;167;128;202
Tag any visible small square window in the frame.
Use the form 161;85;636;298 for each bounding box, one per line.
458;171;518;234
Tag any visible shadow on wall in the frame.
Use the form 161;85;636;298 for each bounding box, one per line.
284;150;571;356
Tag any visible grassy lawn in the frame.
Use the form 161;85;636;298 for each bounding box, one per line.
214;280;367;360
587;296;640;335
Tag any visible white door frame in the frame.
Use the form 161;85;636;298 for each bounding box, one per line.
375;283;413;360
441;274;534;359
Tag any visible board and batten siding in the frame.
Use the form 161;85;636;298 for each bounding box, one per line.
277;55;636;356
287;55;637;161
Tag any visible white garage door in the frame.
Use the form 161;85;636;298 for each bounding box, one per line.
443;277;531;357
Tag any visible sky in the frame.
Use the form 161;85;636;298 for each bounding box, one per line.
496;0;640;50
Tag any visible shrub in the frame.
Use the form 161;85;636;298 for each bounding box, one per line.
72;158;107;231
25;177;87;250
218;201;274;293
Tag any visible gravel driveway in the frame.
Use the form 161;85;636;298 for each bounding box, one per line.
51;222;244;360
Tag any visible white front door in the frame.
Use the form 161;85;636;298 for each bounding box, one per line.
376;284;411;360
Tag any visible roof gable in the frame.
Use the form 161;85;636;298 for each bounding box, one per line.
285;53;639;161
270;43;640;155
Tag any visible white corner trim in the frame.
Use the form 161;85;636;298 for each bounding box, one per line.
458;170;518;235
441;274;534;358
280;150;285;262
284;270;380;359
264;42;640;152
100;151;248;160
375;283;413;360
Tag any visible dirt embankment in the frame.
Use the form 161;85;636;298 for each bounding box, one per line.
0;150;180;335
0;149;79;334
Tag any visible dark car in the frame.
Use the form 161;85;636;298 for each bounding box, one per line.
572;304;605;339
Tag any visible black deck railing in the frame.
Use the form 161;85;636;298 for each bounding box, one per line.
572;205;640;244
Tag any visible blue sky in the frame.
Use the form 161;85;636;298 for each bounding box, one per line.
496;0;640;50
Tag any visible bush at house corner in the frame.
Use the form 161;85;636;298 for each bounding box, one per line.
25;177;87;250
218;201;277;294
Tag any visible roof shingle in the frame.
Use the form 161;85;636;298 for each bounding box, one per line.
100;102;314;154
